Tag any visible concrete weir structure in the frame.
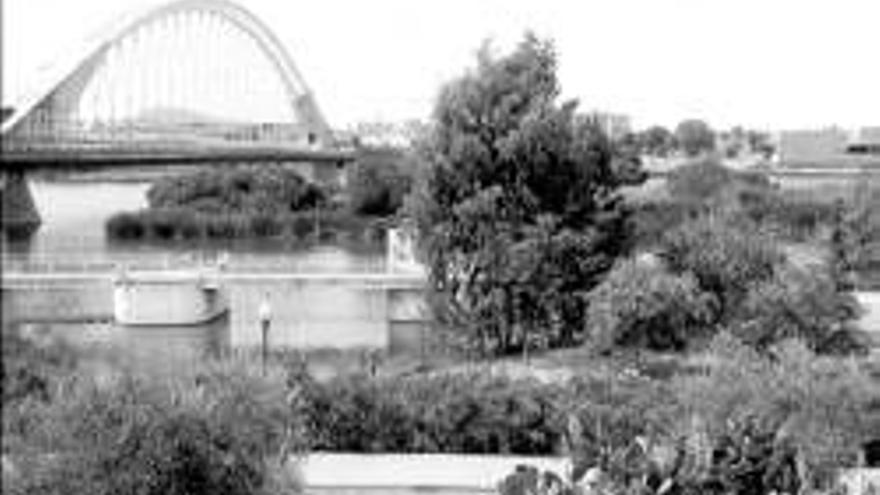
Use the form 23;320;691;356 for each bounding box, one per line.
0;171;42;236
113;269;229;325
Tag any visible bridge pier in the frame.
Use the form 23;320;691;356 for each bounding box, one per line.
1;170;42;238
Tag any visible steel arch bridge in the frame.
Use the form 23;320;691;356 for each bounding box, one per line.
1;0;340;158
0;0;353;235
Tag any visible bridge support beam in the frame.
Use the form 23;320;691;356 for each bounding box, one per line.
1;170;42;238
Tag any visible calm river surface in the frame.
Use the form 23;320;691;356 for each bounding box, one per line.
1;180;412;372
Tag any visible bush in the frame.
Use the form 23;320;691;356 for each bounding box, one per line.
585;258;716;352
285;213;315;239
147;165;325;216
3;361;296;495
300;372;566;454
660;215;784;325
105;212;146;240
347;147;415;216
755;191;839;240
2;329;78;404
250;214;283;238
204;214;250;239
631;199;699;248
666;158;735;205
667;337;877;493
731;264;866;354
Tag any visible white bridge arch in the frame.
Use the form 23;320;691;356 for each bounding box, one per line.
2;0;333;145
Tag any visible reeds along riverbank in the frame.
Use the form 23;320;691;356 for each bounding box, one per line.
106;208;392;244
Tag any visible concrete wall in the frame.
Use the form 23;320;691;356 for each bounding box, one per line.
778;128;850;163
1;283;112;324
301;453;569;493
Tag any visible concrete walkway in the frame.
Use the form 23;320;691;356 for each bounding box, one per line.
301;453;568;493
857;292;880;333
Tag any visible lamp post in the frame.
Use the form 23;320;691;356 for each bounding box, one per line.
259;292;272;375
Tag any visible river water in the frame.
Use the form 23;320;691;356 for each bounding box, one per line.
1;180;423;373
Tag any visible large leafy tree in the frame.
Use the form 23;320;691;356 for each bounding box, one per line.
406;34;643;357
674;119;716;157
640;125;676;157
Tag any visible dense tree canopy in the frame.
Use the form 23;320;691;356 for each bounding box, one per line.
347;147;416;216
147;165;325;215
674;119;716;157
407;34;643;356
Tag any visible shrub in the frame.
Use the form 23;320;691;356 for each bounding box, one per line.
105;212;146;240
147;164;325;215
666;158;735;205
760;192;839;240
731;264;866;354
668;337;877;493
1;328;78;404
300;372;566;455
585;258;716;352
631;199;698;248
660;214;784;325
144;209;185;240
250;214;283;238
286;213;315;239
204;214;250;239
4;361;295;495
347;147;415;216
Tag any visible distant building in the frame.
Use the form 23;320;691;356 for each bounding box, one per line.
348;120;430;149
847;127;880;154
777;127;850;163
777;126;880;164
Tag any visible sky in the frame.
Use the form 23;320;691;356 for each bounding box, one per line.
3;0;879;131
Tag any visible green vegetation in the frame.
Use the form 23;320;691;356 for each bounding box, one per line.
497;338;879;495
346;146;417;216
105;164;396;244
407;34;643;358
674;119;716;157
146;165;325;214
3;330;300;495
106;208;388;244
11;29;879;495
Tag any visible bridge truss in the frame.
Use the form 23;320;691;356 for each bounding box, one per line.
1;0;336;153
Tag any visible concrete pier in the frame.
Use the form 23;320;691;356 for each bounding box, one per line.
0;170;41;237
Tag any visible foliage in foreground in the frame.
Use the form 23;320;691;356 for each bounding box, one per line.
498;338;879;495
3;357;299;495
302;371;567;454
408;33;643;357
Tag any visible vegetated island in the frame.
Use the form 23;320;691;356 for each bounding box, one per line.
105;147;415;245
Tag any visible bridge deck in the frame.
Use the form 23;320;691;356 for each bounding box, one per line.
2;271;427;288
0;146;354;168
